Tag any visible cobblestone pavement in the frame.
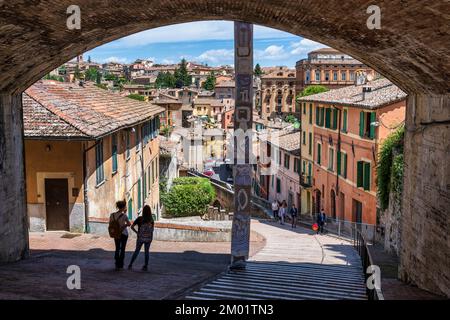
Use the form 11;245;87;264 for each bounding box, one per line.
187;220;367;300
0;231;265;300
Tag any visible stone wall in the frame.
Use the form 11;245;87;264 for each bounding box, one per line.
400;94;450;298
0;94;29;263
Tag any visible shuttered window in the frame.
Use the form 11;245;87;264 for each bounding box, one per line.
337;151;348;178
317;143;322;165
343;109;348;133
332;108;338;130
111;134;118;174
308;132;312;155
369;112;376;139
127;199;133;220
359;111;365;137
315;107;320;126
276;178;281;193
309;104;313;124
357;161;371;190
325;108;331;128
95;140;104;185
137;179;142;210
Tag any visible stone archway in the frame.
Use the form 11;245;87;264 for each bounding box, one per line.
0;0;449;296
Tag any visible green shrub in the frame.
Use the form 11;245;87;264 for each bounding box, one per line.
127;94;146;101
377;125;405;210
162;177;216;217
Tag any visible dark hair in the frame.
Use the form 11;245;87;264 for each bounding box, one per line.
116;200;126;210
142;205;154;224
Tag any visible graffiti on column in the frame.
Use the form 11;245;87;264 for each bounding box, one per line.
231;22;253;269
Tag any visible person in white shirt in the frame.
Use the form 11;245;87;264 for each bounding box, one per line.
271;199;279;221
279;200;287;225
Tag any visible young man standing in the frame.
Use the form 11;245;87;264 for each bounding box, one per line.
271;199;279;222
109;200;131;270
290;204;298;228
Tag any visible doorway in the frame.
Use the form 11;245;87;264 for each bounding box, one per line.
330;189;336;219
45;178;69;231
352;199;363;227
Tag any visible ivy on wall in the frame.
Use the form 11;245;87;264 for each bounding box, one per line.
377;125;405;210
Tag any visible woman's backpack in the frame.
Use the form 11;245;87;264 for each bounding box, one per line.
138;222;154;243
108;212;124;239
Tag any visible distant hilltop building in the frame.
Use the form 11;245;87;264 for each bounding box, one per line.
295;48;377;92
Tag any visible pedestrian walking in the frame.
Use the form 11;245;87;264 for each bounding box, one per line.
279;200;287;225
290;204;298;228
316;208;326;234
108;200;131;270
271;199;279;222
128;205;155;271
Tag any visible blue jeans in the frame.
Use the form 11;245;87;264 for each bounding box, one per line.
129;239;151;267
114;234;128;268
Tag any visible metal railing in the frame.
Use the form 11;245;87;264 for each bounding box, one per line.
353;228;384;300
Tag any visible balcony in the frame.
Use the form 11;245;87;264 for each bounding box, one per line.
300;174;312;188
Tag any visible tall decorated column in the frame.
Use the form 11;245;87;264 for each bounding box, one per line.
230;22;253;270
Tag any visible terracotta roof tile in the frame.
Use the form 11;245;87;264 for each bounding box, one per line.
24;80;165;139
298;78;407;109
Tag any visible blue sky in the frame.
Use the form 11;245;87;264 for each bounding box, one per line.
84;21;327;68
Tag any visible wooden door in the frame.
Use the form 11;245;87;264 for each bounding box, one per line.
45;178;69;231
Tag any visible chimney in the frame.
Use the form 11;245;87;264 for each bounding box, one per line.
362;85;372;100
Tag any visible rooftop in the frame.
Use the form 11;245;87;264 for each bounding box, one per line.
259;130;300;155
23;80;164;139
297;78;407;109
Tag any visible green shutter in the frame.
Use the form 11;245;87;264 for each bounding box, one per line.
369;112;376;139
303;161;306;174
320;108;325;126
315;107;320;125
337;151;341;175
309;104;313;124
343;153;348;178
308;162;312;184
333;109;338;130
357;161;363;187
137;179;142;210
364;162;371;190
317;144;321;165
276;178;281;193
325;108;331;128
127;199;133;220
143;172;147;197
308;132;312;155
359;111;365;137
343;109;348;132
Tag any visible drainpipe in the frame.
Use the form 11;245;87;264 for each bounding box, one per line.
82;140;101;233
335;106;342;220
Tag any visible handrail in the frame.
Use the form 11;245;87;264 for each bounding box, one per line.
353;228;384;300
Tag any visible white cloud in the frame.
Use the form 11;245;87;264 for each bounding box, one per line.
103;56;129;64
161;58;175;64
290;39;326;55
107;21;295;48
255;45;289;60
196;49;234;64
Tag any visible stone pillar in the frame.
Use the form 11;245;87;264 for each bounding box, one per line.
230;22;253;270
0;93;29;262
400;94;450;297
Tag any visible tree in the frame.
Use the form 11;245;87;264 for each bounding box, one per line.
156;72;176;88
285;114;298;124
175;58;192;87
254;63;263;77
202;71;216;90
84;67;98;82
297;85;329;98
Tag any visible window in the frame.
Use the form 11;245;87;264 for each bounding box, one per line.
317;143;322;165
359;111;376;139
126;131;131;160
328;147;334;171
284;154;290;169
350;71;355;81
127;198;133;220
342;109;348;133
315;71;320;81
307;162;312;184
308;132;312;155
143;171;147;197
341;71;347;81
357;161;371;191
147;166;151;193
95;140;104;185
309;104;313;124
324;108;338;130
325;72;330;81
303;103;306;114
137;178;142;210
276;178;281;193
302;132;306;145
294;158;301;174
135;127;141;152
111;134;118;174
333;71;338;81
337;151;348;178
277;150;282;165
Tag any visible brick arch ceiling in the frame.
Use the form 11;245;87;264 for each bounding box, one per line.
0;0;448;94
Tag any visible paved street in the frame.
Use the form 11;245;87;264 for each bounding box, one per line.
186;220;367;300
0;231;264;300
